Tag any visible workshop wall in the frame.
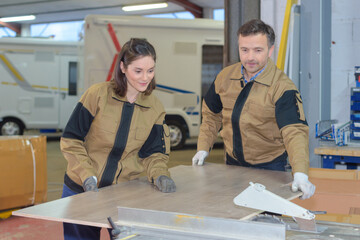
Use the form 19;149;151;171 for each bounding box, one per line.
331;0;360;124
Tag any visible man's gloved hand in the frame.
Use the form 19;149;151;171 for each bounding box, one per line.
83;176;99;192
192;150;209;166
155;175;176;193
291;172;315;200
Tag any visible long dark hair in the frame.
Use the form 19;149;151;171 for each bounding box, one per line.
113;38;156;96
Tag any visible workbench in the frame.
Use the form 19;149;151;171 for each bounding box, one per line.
12;164;360;239
314;145;360;169
13;164;297;226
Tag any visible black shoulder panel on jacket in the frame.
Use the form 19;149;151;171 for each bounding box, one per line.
62;102;94;141
204;80;223;114
139;124;166;158
275;90;308;129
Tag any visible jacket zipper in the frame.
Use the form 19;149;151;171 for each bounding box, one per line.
115;162;123;183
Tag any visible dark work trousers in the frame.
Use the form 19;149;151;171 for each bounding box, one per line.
226;152;288;171
61;184;112;240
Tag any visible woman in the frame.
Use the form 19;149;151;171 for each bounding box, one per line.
60;38;176;240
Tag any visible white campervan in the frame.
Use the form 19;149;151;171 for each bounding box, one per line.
0;38;82;136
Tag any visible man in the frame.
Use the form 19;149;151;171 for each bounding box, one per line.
192;19;315;200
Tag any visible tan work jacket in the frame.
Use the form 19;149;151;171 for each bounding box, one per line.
198;59;309;174
61;81;171;192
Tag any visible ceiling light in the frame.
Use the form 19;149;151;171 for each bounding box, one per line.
0;15;36;22
122;2;168;12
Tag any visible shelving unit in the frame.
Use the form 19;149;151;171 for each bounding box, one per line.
350;88;360;141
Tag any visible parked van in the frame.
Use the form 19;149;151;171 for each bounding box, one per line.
0;37;82;136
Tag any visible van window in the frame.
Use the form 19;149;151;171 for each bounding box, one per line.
68;61;77;96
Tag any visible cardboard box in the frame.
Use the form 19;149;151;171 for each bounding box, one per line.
0;135;47;211
292;168;360;224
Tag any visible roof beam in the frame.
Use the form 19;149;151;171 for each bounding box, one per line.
168;0;203;18
0;21;21;35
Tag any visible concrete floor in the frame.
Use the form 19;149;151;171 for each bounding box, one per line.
45;136;225;202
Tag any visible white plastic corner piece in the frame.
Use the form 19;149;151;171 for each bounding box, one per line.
233;182;315;220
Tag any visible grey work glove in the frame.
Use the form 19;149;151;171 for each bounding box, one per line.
83;176;99;192
155;175;176;193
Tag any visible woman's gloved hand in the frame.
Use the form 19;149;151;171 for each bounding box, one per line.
83;176;99;192
155;175;176;193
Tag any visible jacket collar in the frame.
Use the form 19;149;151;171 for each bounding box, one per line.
111;90;151;108
230;58;275;86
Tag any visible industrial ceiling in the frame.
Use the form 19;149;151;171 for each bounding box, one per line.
0;0;224;25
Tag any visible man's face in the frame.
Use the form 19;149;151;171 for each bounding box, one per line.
238;33;274;77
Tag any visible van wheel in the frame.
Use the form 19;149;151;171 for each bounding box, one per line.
0;119;24;136
167;120;186;150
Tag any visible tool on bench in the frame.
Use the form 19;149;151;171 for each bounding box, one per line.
233;182;327;233
108;216;121;238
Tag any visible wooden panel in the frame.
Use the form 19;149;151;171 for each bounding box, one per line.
312;213;360;225
292;177;360;224
308;168;358;180
314;146;360;157
13;164;300;228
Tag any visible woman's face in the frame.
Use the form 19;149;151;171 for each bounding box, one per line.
120;56;155;94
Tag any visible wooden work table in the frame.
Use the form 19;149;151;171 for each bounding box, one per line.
13;163;299;228
314;145;360;169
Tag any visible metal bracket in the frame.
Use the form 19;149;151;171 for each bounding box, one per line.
233;182;324;233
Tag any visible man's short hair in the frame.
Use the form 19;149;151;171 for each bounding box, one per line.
237;19;275;47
